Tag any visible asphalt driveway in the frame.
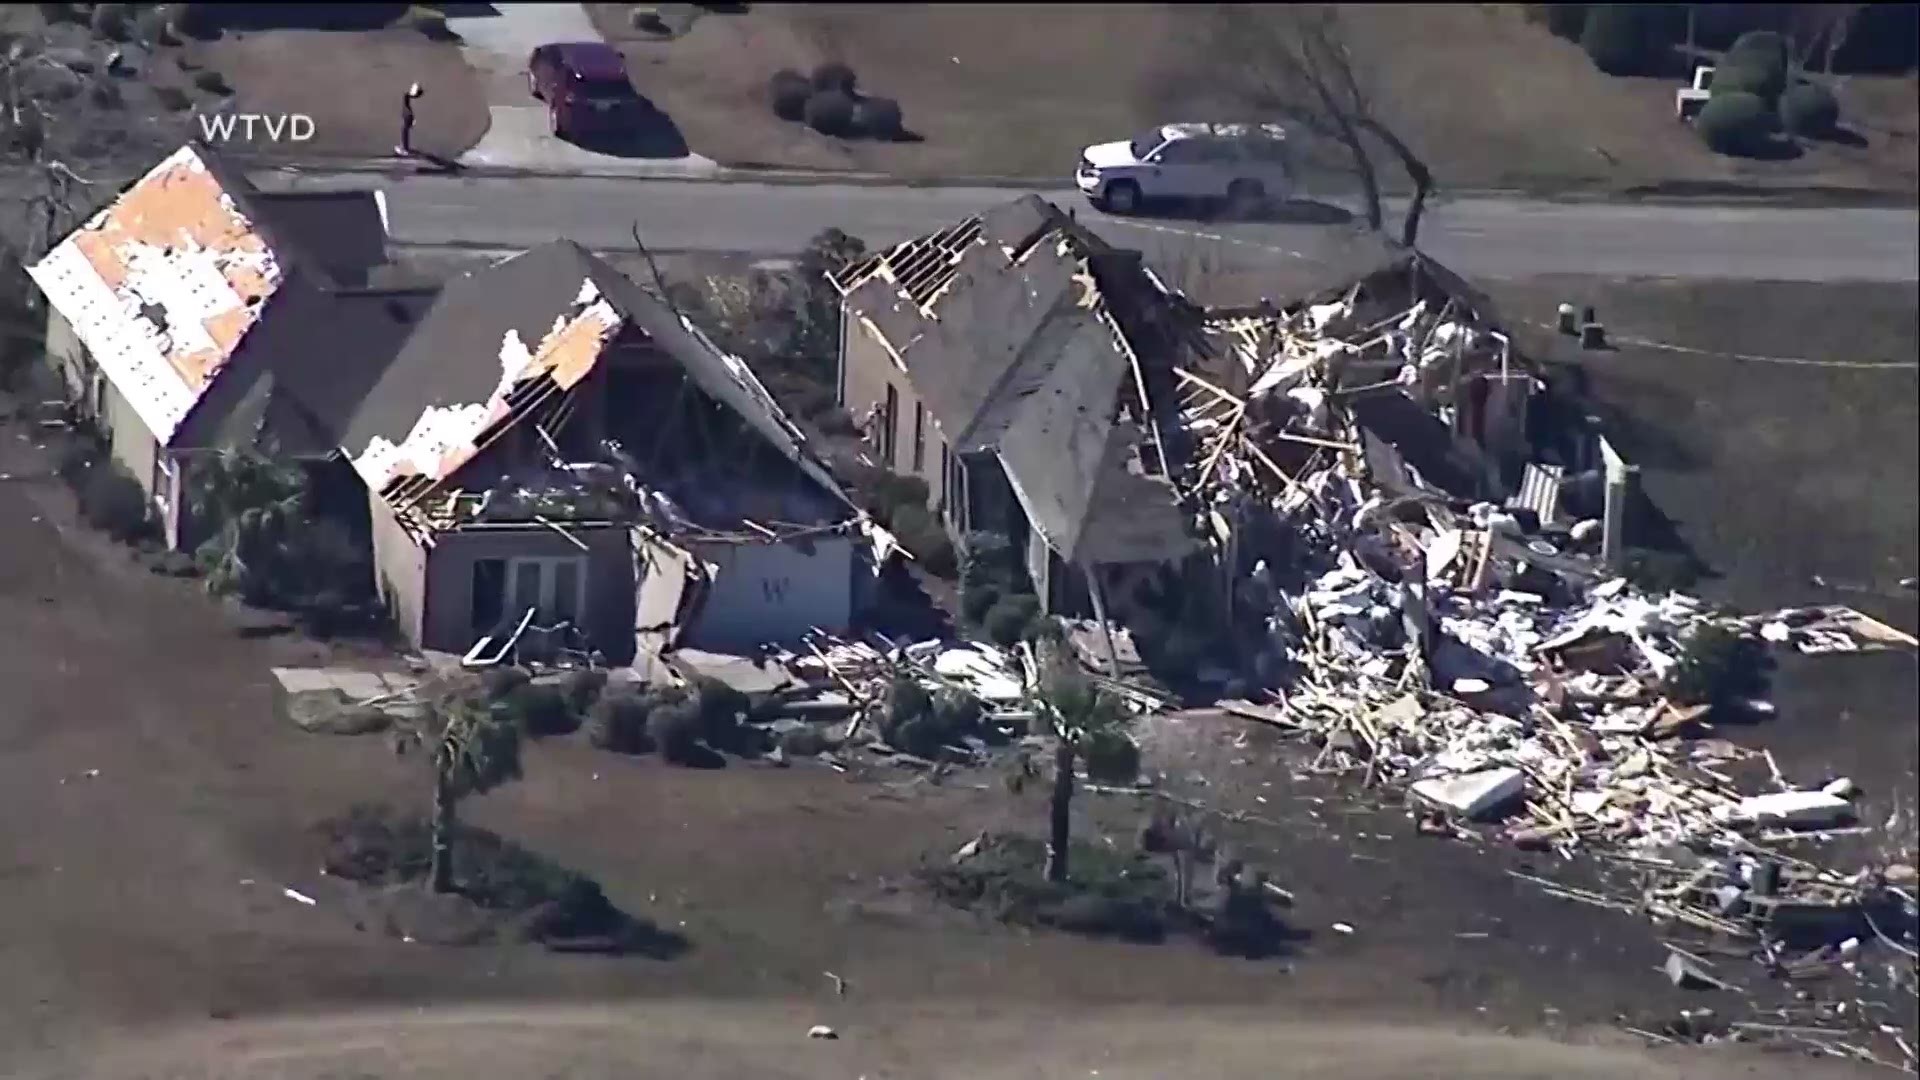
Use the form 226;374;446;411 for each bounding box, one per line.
444;2;717;176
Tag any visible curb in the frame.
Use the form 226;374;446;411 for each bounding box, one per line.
242;154;1043;189
238;155;1920;207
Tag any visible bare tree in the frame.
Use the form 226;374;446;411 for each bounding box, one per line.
1192;4;1435;249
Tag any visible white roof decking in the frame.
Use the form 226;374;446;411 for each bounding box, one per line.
26;145;287;446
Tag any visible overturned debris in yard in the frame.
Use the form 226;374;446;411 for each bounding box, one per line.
1150;249;1917;1061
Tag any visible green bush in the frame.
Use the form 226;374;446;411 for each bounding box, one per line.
769;68;810;122
960;579;1001;625
481;666;532;702
79;466;152;542
1663;624;1764;707
983;593;1040;647
1579;4;1656;76
90;77;125;108
56;443;97;487
154;85;193;111
892;504;956;579
1712;56;1786;104
1083;730;1141;784
693;676;750;748
405;7;454;40
1696;90;1773;156
648;699;705;764
810;60;856;96
803;90;857;137
890;713;949;758
170;3;220;39
1726;30;1789;81
585;689;655;753
870;472;930;519
135;4;177;44
509;683;576;737
883;675;932;733
90;3;133;40
561;669;608;716
920;833;1174;943
1779;82;1839;137
961;532;1015;585
193;69;231;95
853;95;904;140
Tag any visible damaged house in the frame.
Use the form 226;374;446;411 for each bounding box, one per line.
339;240;865;664
830;195;1202;623
27;142;426;552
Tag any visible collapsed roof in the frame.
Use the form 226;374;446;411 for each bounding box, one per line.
833;196;1196;567
342;240;851;533
25;143;392;449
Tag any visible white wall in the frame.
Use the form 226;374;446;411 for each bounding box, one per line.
681;534;855;651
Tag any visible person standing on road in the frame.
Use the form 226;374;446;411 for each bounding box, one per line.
398;83;423;156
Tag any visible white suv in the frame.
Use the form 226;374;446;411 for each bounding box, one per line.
1075;123;1295;217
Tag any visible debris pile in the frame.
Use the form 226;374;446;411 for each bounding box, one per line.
1160;261;1917;1054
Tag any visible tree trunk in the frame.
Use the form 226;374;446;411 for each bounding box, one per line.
1044;741;1074;883
1398;169;1433;250
1360;119;1434;249
430;767;456;894
1348;139;1385;234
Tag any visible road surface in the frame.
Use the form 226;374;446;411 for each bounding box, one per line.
260;170;1920;283
15;1002;1889;1080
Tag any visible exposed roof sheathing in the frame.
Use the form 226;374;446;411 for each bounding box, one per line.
354;278;621;496
838;196;1194;568
345;241;851;531
27;145;290;446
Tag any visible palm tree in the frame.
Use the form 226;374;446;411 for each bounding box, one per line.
188;443;307;604
393;680;524;894
1030;663;1132;883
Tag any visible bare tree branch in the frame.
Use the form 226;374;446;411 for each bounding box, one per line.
1189;4;1435;249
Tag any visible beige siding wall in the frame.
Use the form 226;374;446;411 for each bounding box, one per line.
839;319;950;513
45;308;89;401
368;492;428;646
47;308;179;542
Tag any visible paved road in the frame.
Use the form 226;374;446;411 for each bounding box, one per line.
258;169;1920;283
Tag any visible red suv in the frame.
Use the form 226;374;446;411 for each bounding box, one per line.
527;42;650;141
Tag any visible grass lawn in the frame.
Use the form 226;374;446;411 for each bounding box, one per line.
588;3;1917;193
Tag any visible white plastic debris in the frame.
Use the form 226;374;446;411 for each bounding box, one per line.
1721;791;1853;830
283;887;317;906
1820;777;1859;800
807;1024;838;1040
1411;767;1525;821
1331;922;1355;935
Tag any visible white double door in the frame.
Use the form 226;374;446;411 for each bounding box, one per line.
505;556;585;626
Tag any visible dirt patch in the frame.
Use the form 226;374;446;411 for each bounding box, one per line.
593;3;1917;193
189;26;489;160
